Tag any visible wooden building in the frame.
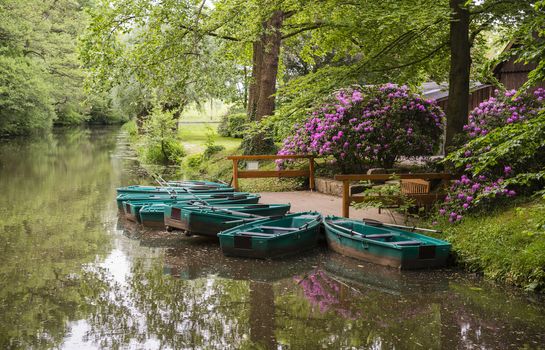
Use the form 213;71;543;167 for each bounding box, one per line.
493;41;545;91
422;39;543;113
421;82;495;113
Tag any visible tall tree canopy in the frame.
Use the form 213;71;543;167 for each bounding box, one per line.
0;0;121;136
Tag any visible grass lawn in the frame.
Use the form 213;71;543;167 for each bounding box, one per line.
439;198;545;292
180;100;231;122
178;123;241;154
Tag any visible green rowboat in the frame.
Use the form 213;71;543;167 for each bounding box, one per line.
123;199;189;223
138;194;262;227
167;180;229;187
323;216;451;269
121;193;256;222
116;184;234;195
117;192;250;210
164;203;291;236
218;212;322;259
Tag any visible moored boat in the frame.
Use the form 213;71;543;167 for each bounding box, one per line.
138;194;262;227
116;184;234;195
323;216;451;269
166;180;229;187
164;203;291;236
117;192;250;210
218;212;322;259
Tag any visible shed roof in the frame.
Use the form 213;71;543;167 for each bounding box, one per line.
420;81;490;101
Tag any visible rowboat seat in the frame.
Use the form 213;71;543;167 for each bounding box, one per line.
260;226;299;232
394;240;422;246
365;233;395;239
238;231;275;237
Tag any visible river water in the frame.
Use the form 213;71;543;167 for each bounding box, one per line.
0;127;544;349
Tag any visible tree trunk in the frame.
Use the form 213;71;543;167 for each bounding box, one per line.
242;66;248;110
445;0;471;151
247;11;284;121
248;40;263;119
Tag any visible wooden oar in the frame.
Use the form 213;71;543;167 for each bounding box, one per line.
189;203;261;218
156;174;215;205
361;218;442;233
223;214;287;225
325;220;359;236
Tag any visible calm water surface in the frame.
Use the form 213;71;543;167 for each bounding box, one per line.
1;127;544;349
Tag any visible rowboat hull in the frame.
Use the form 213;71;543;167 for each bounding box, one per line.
323;216;451;269
116;192;251;210
139;195;261;228
116;185;234;195
218;212;321;259
164;204;291;236
123;199;191;223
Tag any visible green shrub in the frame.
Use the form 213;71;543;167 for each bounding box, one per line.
145;139;186;164
122;120;138;139
240;121;277;155
203;144;225;159
442;109;545;222
184;153;203;169
202;125;226;158
181;150;233;182
142;107;186;164
218;113;249;138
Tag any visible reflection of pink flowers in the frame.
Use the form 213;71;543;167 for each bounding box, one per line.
294;270;360;319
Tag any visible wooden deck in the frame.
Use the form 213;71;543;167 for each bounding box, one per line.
259;191;404;224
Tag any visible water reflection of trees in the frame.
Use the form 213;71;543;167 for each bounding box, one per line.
81;259;256;349
77;253;545;350
0;128;118;349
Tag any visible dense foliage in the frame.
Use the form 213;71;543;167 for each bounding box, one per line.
240;122;278;155
0;0;122;136
440;89;545;222
142;109;186;164
278;84;445;172
218;113;249;138
0;56;54;135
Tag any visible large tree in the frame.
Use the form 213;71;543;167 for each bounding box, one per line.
80;0;241;121
0;0;120;135
444;0;537;149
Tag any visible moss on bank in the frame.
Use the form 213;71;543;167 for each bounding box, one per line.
439;198;545;292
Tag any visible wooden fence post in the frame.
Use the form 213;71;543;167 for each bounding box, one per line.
308;157;315;191
232;159;239;191
342;180;350;218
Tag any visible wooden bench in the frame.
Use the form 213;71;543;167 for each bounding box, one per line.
335;173;451;218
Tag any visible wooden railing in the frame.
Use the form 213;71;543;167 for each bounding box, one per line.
334;173;451;218
227;155;315;191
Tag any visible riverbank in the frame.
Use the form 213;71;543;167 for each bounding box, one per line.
123;121;545;294
439;197;545;292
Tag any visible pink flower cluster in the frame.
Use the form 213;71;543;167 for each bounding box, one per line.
442;88;545;222
464;88;545;138
440;172;516;222
278;84;445;171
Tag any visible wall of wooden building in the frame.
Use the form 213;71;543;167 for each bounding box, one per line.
436;85;495;113
495;57;545;91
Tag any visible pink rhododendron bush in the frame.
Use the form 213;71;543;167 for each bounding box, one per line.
278;84;445;172
441;88;545;222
